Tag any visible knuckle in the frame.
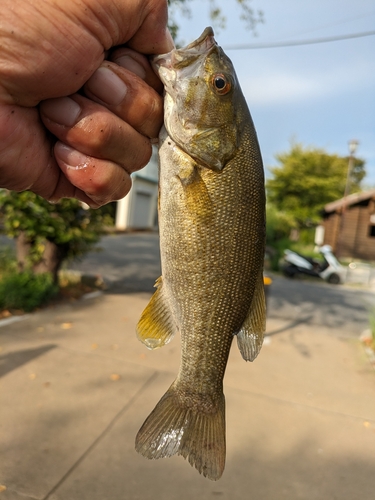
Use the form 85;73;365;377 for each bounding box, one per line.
80;115;113;150
126;89;163;138
88;168;132;203
140;95;163;138
124;138;152;172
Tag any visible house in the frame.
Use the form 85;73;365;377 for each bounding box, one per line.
321;189;375;260
115;147;159;231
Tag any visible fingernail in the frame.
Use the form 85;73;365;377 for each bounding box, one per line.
113;56;146;80
55;143;89;170
86;66;128;105
42;97;81;127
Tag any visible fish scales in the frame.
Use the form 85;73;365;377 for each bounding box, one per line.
135;27;266;480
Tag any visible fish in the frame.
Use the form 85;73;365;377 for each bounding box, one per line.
135;27;266;481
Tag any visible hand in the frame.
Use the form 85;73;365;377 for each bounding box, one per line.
0;0;173;207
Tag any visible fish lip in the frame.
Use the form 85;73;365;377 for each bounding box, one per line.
178;26;216;53
151;26;216;74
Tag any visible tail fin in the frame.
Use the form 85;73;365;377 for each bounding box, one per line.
135;383;226;481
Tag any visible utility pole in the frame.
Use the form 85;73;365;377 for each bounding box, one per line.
336;140;359;258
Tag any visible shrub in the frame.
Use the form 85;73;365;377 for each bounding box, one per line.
0;246;17;276
0;271;58;312
0;191;114;282
369;308;375;351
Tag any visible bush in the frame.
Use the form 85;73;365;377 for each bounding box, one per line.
0;271;58;312
369;308;375;351
297;228;316;246
0;191;114;281
0;246;17;276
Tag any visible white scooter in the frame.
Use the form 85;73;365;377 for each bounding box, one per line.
282;245;345;284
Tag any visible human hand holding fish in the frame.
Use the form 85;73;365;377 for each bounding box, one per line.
135;27;266;481
0;0;173;206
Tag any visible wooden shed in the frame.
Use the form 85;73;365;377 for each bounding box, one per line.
321;189;375;261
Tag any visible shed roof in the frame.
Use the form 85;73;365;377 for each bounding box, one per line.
324;189;375;214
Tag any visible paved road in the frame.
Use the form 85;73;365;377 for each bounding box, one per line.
67;232;374;338
68;231;162;293
1;232;375;500
268;275;374;338
1;231;374;336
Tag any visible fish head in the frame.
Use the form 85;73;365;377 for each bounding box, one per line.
152;27;247;171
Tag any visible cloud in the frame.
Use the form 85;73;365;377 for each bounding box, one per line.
241;72;322;105
232;44;375;107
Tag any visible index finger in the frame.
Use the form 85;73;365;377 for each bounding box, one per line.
110;48;163;94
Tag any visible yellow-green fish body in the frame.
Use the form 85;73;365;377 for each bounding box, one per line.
135;27;266;480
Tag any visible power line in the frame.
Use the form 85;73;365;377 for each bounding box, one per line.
224;30;375;50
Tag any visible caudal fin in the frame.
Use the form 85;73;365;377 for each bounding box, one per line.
135;383;226;481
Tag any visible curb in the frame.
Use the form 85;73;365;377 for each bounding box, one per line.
0;289;104;329
0;314;30;329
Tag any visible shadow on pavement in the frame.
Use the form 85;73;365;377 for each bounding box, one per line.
0;344;56;378
266;315;314;336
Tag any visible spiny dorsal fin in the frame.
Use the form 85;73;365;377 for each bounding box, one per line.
236;271;266;361
136;277;177;349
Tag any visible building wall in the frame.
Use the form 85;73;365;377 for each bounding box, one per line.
355;202;375;260
322;212;340;250
322;199;375;261
115;147;159;231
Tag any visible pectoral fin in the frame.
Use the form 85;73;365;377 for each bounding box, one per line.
181;168;213;221
236;271;266;361
136;277;177;350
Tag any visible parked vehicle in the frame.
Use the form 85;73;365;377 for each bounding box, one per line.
282;245;345;284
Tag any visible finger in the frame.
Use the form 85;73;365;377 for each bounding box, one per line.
0;102;126;205
109;48;163;94
1;0;173;106
125;2;174;55
52;142;132;207
39;94;152;172
83;60;163;139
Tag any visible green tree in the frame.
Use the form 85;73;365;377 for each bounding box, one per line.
0;191;113;283
266;203;296;245
168;0;264;40
266;143;366;228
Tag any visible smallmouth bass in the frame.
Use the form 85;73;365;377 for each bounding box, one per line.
135;27;266;481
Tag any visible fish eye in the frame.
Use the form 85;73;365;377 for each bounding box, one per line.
212;74;231;95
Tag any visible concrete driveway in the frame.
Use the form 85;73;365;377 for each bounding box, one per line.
0;233;374;499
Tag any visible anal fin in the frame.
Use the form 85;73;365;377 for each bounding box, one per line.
237;270;266;361
136;277;176;349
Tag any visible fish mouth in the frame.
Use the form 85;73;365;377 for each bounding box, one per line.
152;27;217;80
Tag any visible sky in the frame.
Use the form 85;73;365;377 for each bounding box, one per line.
171;0;375;187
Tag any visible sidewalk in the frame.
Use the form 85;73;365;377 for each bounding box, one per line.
1;287;375;500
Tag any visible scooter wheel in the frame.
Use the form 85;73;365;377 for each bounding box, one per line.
327;273;341;285
282;264;297;278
